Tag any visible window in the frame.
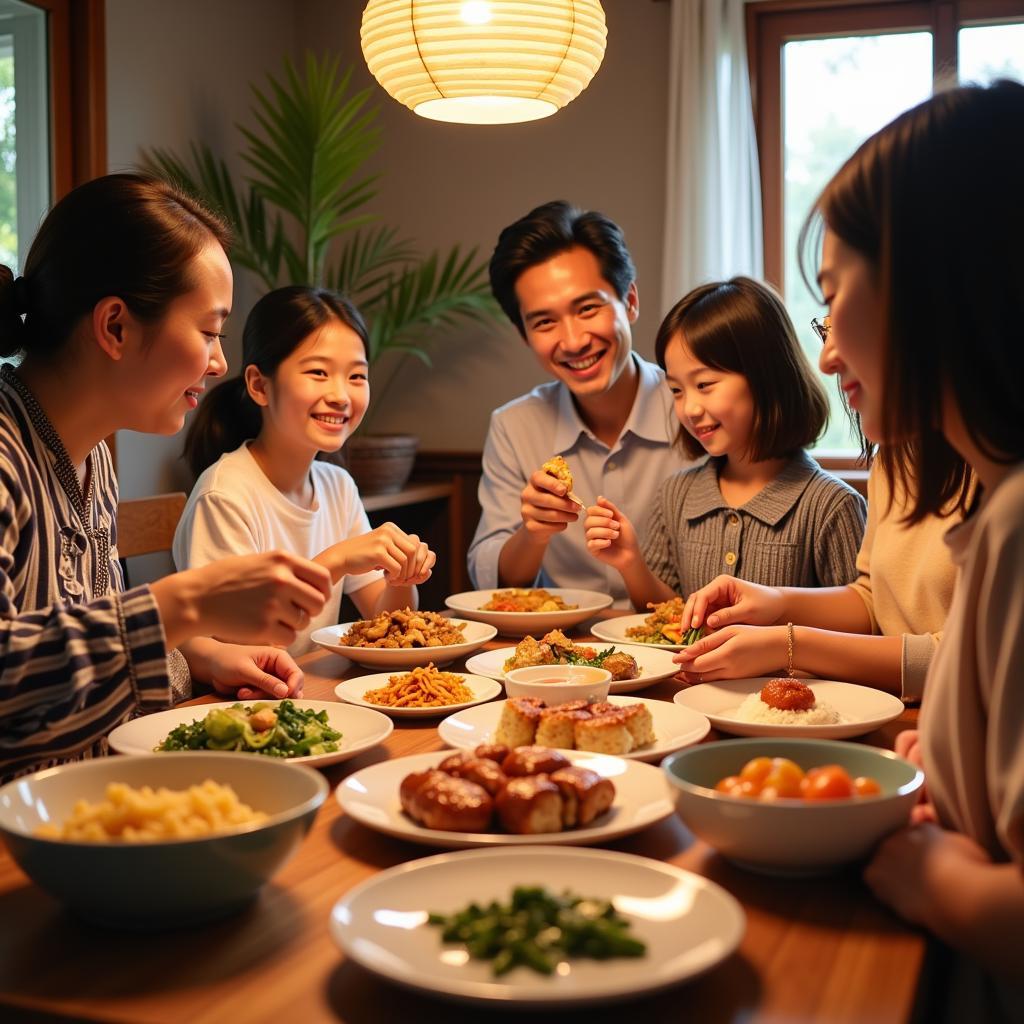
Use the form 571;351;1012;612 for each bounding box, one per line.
750;0;1024;453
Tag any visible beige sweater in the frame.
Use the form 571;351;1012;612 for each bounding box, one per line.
920;462;1024;1021
847;461;960;700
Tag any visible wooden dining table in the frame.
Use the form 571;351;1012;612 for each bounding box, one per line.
0;614;927;1023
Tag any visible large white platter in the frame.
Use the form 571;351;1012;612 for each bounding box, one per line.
673;678;906;738
108;700;393;769
311;618;497;669
329;846;745;1006
336;749;674;849
334;672;502;718
444;588;613;637
591;614;687;651
437;695;709;764
465;642;680;695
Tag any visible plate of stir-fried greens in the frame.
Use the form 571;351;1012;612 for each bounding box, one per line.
108;699;393;768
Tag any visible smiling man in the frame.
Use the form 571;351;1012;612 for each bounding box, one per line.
468;201;686;605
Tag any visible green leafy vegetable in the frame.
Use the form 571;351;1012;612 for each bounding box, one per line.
428;885;646;977
156;700;341;758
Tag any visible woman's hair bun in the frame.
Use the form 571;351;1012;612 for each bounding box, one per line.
0;265;29;358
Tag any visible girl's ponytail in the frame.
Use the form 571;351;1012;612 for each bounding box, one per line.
182;375;260;479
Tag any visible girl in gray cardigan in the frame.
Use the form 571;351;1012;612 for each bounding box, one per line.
584;276;865;611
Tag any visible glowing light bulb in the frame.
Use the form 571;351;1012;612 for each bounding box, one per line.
461;1;492;25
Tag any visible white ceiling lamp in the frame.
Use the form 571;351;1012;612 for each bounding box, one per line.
360;1;608;125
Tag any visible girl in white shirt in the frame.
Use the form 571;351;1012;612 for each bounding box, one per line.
174;286;435;655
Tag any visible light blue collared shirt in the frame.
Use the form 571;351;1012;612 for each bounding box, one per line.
468;355;688;607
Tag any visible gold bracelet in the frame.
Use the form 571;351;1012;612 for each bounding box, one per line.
786;622;795;677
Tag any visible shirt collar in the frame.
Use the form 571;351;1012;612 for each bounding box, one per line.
552;353;673;453
682;449;820;525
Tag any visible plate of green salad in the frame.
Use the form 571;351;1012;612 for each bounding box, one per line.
108;699;393;768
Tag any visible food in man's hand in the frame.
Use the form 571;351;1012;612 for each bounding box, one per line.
481;588;578;613
399;744;616;834
503;630;639;679
428;885;646;976
156;700;342;758
541;455;585;508
36;781;266;841
496;695;655;755
734;679;840;725
624;597;703;645
339;608;466;649
362;664;473;708
715;757;881;801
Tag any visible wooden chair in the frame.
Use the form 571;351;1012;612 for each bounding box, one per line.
116;492;187;560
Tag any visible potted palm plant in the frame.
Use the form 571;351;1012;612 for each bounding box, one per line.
145;53;498;493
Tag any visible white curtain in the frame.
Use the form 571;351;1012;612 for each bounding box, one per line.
661;0;763;311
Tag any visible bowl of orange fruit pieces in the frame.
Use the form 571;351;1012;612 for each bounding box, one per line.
662;738;924;875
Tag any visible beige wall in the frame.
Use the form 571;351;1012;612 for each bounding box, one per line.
107;0;296;501
109;0;672;497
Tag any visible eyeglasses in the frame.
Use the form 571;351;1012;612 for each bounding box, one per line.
811;316;832;344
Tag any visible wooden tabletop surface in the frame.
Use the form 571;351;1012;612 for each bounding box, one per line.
0;616;925;1023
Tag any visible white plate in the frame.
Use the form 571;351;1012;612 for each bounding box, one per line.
336;749;674;848
673;678;906;738
437;695;710;764
466;642;680;695
591;614;687;651
329;846;745;1006
334;672;502;718
444;588;613;637
108;700;393;768
311;618;497;669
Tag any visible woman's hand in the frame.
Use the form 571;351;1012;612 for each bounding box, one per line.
672;623;788;682
156;551;332;650
864;823;991;930
202;642;304;701
333;523;436;584
519;469;581;538
584;497;640;570
681;575;787;632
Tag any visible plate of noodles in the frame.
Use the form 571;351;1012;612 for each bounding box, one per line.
334;666;502;718
444;588;614;637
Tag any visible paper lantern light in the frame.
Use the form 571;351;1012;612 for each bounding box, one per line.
361;1;608;124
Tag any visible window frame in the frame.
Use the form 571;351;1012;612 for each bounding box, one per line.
26;0;106;197
748;0;1024;291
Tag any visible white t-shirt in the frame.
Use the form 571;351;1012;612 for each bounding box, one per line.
173;443;383;656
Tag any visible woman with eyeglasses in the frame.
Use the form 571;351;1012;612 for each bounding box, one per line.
675;311;964;704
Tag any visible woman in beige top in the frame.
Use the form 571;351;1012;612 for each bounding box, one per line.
808;81;1024;1014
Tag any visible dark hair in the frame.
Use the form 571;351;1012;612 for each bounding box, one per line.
489;200;636;336
799;80;1024;522
0;173;230;360
654;276;829;462
183;285;369;478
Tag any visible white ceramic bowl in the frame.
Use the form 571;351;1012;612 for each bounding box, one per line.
662;738;924;875
444;588;614;637
503;664;611;704
0;753;327;927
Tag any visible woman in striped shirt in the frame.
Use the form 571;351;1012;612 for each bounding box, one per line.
584;276;865;614
0;174;332;781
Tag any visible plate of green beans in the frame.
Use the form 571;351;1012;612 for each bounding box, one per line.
329;846;745;1005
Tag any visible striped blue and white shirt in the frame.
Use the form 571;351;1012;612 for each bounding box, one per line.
0;365;171;781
